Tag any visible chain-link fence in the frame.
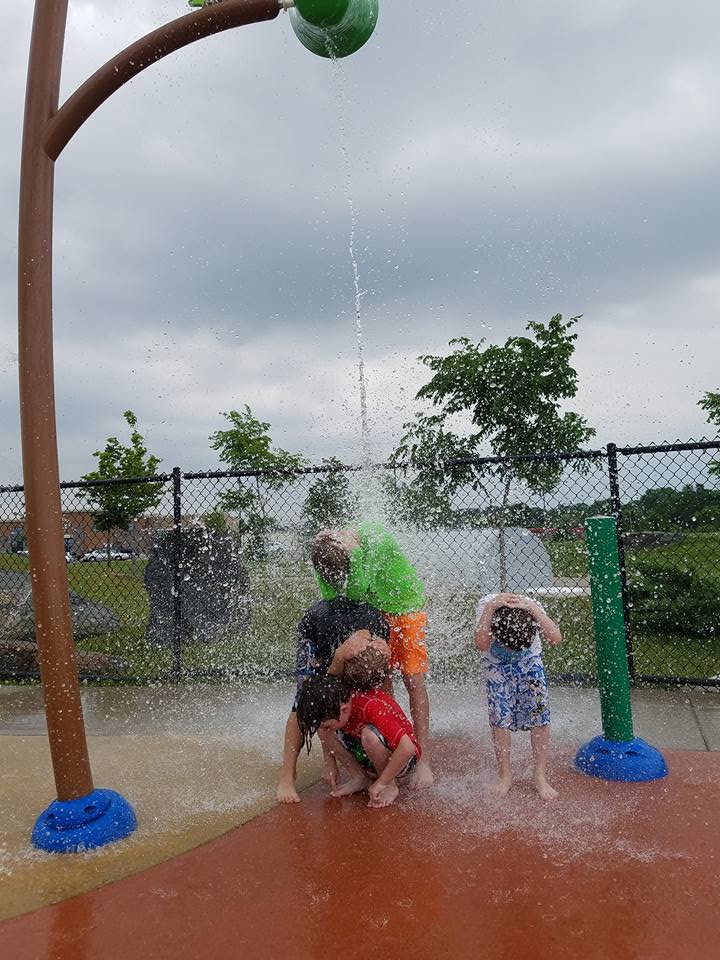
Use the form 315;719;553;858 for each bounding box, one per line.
1;439;719;686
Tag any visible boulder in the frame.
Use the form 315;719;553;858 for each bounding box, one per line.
0;586;120;644
143;527;250;647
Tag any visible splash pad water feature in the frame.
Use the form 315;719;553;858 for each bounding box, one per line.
7;1;720;956
17;0;378;853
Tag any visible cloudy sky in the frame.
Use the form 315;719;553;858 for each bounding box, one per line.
2;0;720;484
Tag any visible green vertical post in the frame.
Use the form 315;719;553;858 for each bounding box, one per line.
585;516;634;742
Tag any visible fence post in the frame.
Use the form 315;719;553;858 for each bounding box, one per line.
171;467;183;680
606;442;635;683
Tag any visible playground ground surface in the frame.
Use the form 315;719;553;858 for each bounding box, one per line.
1;682;719;957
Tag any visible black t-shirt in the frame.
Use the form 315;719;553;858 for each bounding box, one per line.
295;597;389;683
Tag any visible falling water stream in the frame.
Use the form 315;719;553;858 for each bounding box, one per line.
329;52;373;470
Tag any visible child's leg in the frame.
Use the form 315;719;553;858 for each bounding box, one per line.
490;726;513;796
277;711;303;803
324;730;372;797
360;726;399;808
386;612;433;788
402;672;433;788
530;724;557;800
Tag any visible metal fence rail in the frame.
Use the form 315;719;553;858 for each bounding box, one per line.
1;438;719;687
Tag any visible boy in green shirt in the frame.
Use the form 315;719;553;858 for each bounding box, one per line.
311;523;434;788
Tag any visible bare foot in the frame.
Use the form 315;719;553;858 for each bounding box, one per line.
534;776;558;801
277;779;300;804
408;759;434;790
331;773;371;797
492;774;513;797
368;781;399;808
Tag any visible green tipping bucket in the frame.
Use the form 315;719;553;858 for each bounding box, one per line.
290;0;378;59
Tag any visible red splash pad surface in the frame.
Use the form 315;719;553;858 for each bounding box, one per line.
2;741;719;960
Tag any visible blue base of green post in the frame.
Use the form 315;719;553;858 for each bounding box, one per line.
575;735;667;782
32;788;137;853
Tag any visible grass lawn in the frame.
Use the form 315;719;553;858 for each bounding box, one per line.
544;531;720;681
2;532;719;684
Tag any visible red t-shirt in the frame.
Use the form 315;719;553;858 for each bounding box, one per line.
343;690;421;757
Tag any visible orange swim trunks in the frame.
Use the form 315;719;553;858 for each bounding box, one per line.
383;611;429;675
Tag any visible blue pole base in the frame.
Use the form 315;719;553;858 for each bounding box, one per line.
575;735;668;782
32;788;137;853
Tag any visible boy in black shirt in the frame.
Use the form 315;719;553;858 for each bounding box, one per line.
277;597;390;803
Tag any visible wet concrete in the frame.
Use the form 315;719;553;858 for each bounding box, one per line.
1;742;718;960
1;681;717;924
1;679;717;747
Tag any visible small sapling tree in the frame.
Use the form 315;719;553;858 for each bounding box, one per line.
209;406;304;559
82;411;163;565
699;390;720;476
395;315;595;588
300;458;359;548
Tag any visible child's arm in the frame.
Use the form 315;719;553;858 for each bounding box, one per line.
277;712;303;803
510;596;562;646
327;630;390;675
367;735;417;805
319;733;340;791
474;594;511;651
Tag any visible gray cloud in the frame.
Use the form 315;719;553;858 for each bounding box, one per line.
2;0;719;486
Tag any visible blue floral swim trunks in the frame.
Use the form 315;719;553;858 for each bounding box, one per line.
485;643;550;731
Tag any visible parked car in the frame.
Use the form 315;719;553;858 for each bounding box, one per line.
81;548;133;561
15;548;75;562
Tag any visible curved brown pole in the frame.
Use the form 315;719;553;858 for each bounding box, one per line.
19;0;90;802
19;0;280;803
45;0;280;161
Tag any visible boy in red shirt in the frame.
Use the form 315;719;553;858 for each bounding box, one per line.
296;673;421;809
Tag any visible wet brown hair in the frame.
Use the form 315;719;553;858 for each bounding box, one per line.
491;606;536;651
311;531;350;588
343;645;389;692
296;675;352;754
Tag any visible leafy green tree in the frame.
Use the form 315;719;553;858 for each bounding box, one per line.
699;390;720;431
625;484;720;532
300;458;359;547
82;410;163;563
699;389;720;476
209;406;304;559
394;315;595;587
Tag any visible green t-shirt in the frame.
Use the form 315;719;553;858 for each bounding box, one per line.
315;522;425;615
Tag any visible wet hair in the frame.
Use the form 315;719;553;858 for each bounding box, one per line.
491;605;537;651
311;531;350;588
343;644;389;692
296;674;352;754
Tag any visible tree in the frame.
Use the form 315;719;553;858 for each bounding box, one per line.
300;458;359;547
209;406;305;559
394;315;595;587
699;390;720;432
699;389;720;476
82;410;163;563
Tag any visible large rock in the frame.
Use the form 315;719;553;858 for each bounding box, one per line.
0;579;126;676
0;584;121;644
144;527;250;647
391;525;556;672
398;525;555;596
0;642;129;677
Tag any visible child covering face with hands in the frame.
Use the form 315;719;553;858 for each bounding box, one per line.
474;592;562;800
